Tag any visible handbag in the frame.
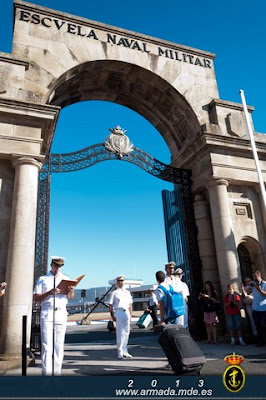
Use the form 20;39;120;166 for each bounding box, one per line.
204;299;220;313
214;302;221;313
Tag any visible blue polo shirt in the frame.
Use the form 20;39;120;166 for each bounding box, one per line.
252;280;266;311
155;282;171;320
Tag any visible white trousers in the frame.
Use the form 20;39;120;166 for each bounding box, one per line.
183;303;188;328
175;314;184;327
115;309;130;356
174;303;188;328
40;308;67;376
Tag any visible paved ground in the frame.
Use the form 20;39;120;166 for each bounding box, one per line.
2;320;266;377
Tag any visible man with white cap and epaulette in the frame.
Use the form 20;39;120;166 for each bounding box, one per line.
33;256;75;375
174;267;190;328
109;274;133;359
164;261;183;294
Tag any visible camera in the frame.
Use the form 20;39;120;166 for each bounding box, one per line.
229;294;236;308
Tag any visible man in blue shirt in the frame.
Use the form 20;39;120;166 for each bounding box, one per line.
247;270;266;346
155;271;171;324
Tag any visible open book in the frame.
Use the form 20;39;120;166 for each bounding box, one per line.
57;274;85;295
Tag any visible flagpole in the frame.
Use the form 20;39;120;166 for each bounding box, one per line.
239;89;266;212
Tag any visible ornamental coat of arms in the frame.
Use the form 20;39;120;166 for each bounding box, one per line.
104;126;134;159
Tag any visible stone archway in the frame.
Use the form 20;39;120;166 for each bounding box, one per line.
238;237;265;277
45;60;201;158
9;0;218;158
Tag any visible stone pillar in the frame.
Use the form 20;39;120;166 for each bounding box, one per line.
193;193;220;292
254;184;266;233
207;179;241;295
0;156;42;356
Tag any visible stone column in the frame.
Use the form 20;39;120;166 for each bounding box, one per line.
254;184;266;233
207;179;241;295
0;156;42;357
193;193;220;291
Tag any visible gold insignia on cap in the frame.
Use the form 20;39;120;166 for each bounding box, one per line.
165;261;176;268
174;268;183;275
51;256;65;266
116;274;125;281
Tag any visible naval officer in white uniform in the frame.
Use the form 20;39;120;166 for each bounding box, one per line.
174;268;190;328
33;256;75;375
164;261;183;293
109;274;133;359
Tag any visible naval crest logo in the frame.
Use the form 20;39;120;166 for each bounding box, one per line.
223;352;245;393
105;125;134;159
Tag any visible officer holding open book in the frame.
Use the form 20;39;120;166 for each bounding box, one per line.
33;256;75;375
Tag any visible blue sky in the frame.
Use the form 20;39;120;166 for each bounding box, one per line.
1;0;265;289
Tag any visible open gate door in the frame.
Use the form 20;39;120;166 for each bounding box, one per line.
162;187;204;337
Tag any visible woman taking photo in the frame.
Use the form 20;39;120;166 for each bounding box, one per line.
198;281;219;344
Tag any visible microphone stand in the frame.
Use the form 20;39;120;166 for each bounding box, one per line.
52;272;56;376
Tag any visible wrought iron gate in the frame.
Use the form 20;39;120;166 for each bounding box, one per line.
34;142;195;279
162;188;204;334
32;129;203;350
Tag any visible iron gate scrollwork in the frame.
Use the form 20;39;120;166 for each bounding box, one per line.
32;139;203;351
34;143;194;280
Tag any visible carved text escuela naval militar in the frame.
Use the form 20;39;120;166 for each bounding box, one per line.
19;10;212;68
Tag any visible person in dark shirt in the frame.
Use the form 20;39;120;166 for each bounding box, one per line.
198;281;219;344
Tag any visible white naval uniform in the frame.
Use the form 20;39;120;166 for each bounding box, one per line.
109;287;133;357
33;271;70;375
164;275;183;293
181;281;190;328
